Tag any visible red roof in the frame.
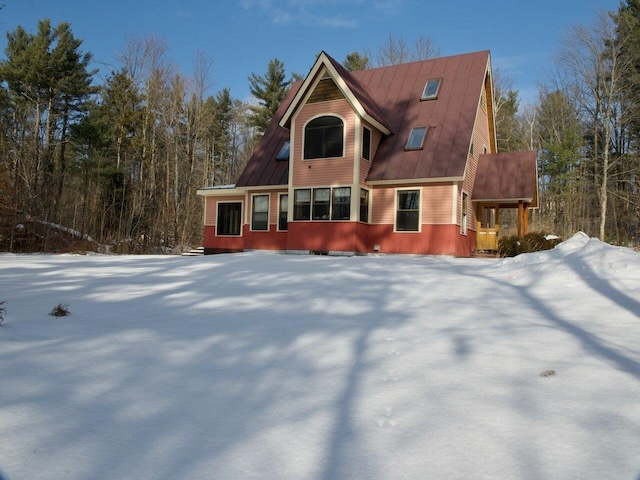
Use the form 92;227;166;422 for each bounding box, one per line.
473;151;538;207
237;50;491;187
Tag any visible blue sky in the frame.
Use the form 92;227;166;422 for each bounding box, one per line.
1;0;621;105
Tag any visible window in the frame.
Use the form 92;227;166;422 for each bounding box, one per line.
304;116;344;159
251;195;269;231
294;189;311;220
293;187;351;221
217;202;242;236
405;126;427;150
278;194;288;231
421;79;441;100
362;126;371;160
313;188;331;220
276;140;290;161
396;190;420;232
461;192;468;235
360;188;369;223
331;187;351;220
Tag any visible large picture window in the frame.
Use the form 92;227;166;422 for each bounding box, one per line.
294;189;311;220
278;194;288;231
396;190;420;232
217;202;242;236
304;116;344;159
251;194;269;231
293;187;351;221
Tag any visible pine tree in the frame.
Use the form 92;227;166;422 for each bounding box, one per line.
247;58;290;135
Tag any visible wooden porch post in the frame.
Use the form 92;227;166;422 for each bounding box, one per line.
523;202;530;236
517;201;524;237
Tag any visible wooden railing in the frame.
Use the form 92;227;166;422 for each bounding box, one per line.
476;222;498;251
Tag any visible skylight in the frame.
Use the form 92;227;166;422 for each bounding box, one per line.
275;140;290;161
421;79;441;100
405;126;427;150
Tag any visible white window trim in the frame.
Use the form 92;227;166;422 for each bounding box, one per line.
362;126;372;161
405;126;428;151
421;78;442;100
394;187;422;233
302;114;347;160
461;191;469;236
359;187;370;223
292;185;352;222
250;193;270;232
277;192;288;231
215;200;244;237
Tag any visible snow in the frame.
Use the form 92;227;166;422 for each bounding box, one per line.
1;233;639;480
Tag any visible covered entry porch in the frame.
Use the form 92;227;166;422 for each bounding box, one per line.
472;151;538;252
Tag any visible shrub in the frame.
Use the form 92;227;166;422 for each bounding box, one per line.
0;301;5;326
498;232;562;257
49;303;70;317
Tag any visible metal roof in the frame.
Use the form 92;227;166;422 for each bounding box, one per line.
473;151;538;207
237;50;492;187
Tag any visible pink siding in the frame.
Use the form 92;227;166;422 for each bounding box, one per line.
371;184;454;225
292;99;356;187
204;195;244;226
360;123;383;184
459;89;492;229
246;189;287;226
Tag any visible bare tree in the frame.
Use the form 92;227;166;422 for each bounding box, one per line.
557;10;634;240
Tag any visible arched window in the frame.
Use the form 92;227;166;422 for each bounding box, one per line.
304;116;344;159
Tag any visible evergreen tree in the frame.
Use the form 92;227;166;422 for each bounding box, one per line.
343;51;370;71
247;58;290;135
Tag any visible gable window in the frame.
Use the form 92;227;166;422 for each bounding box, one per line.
421;79;441;100
362;126;371;160
360;188;369;223
276;140;290;161
217;202;242;236
278;194;288;231
331;187;351;220
313;188;331;220
304;116;344;159
405;126;427;150
396;190;420;232
251;194;269;231
294;189;311;220
461;192;469;235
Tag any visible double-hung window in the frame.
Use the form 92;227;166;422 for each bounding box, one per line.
278;194;288;231
312;188;331;220
294;189;311;221
396;190;420;232
331;187;350;220
461;192;468;235
360;189;369;223
362;126;371;160
251;195;269;231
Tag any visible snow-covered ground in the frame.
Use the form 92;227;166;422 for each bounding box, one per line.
1;233;639;480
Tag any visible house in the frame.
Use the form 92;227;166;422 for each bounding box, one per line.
197;50;538;256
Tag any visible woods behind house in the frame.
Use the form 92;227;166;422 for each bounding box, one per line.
1;3;639;253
